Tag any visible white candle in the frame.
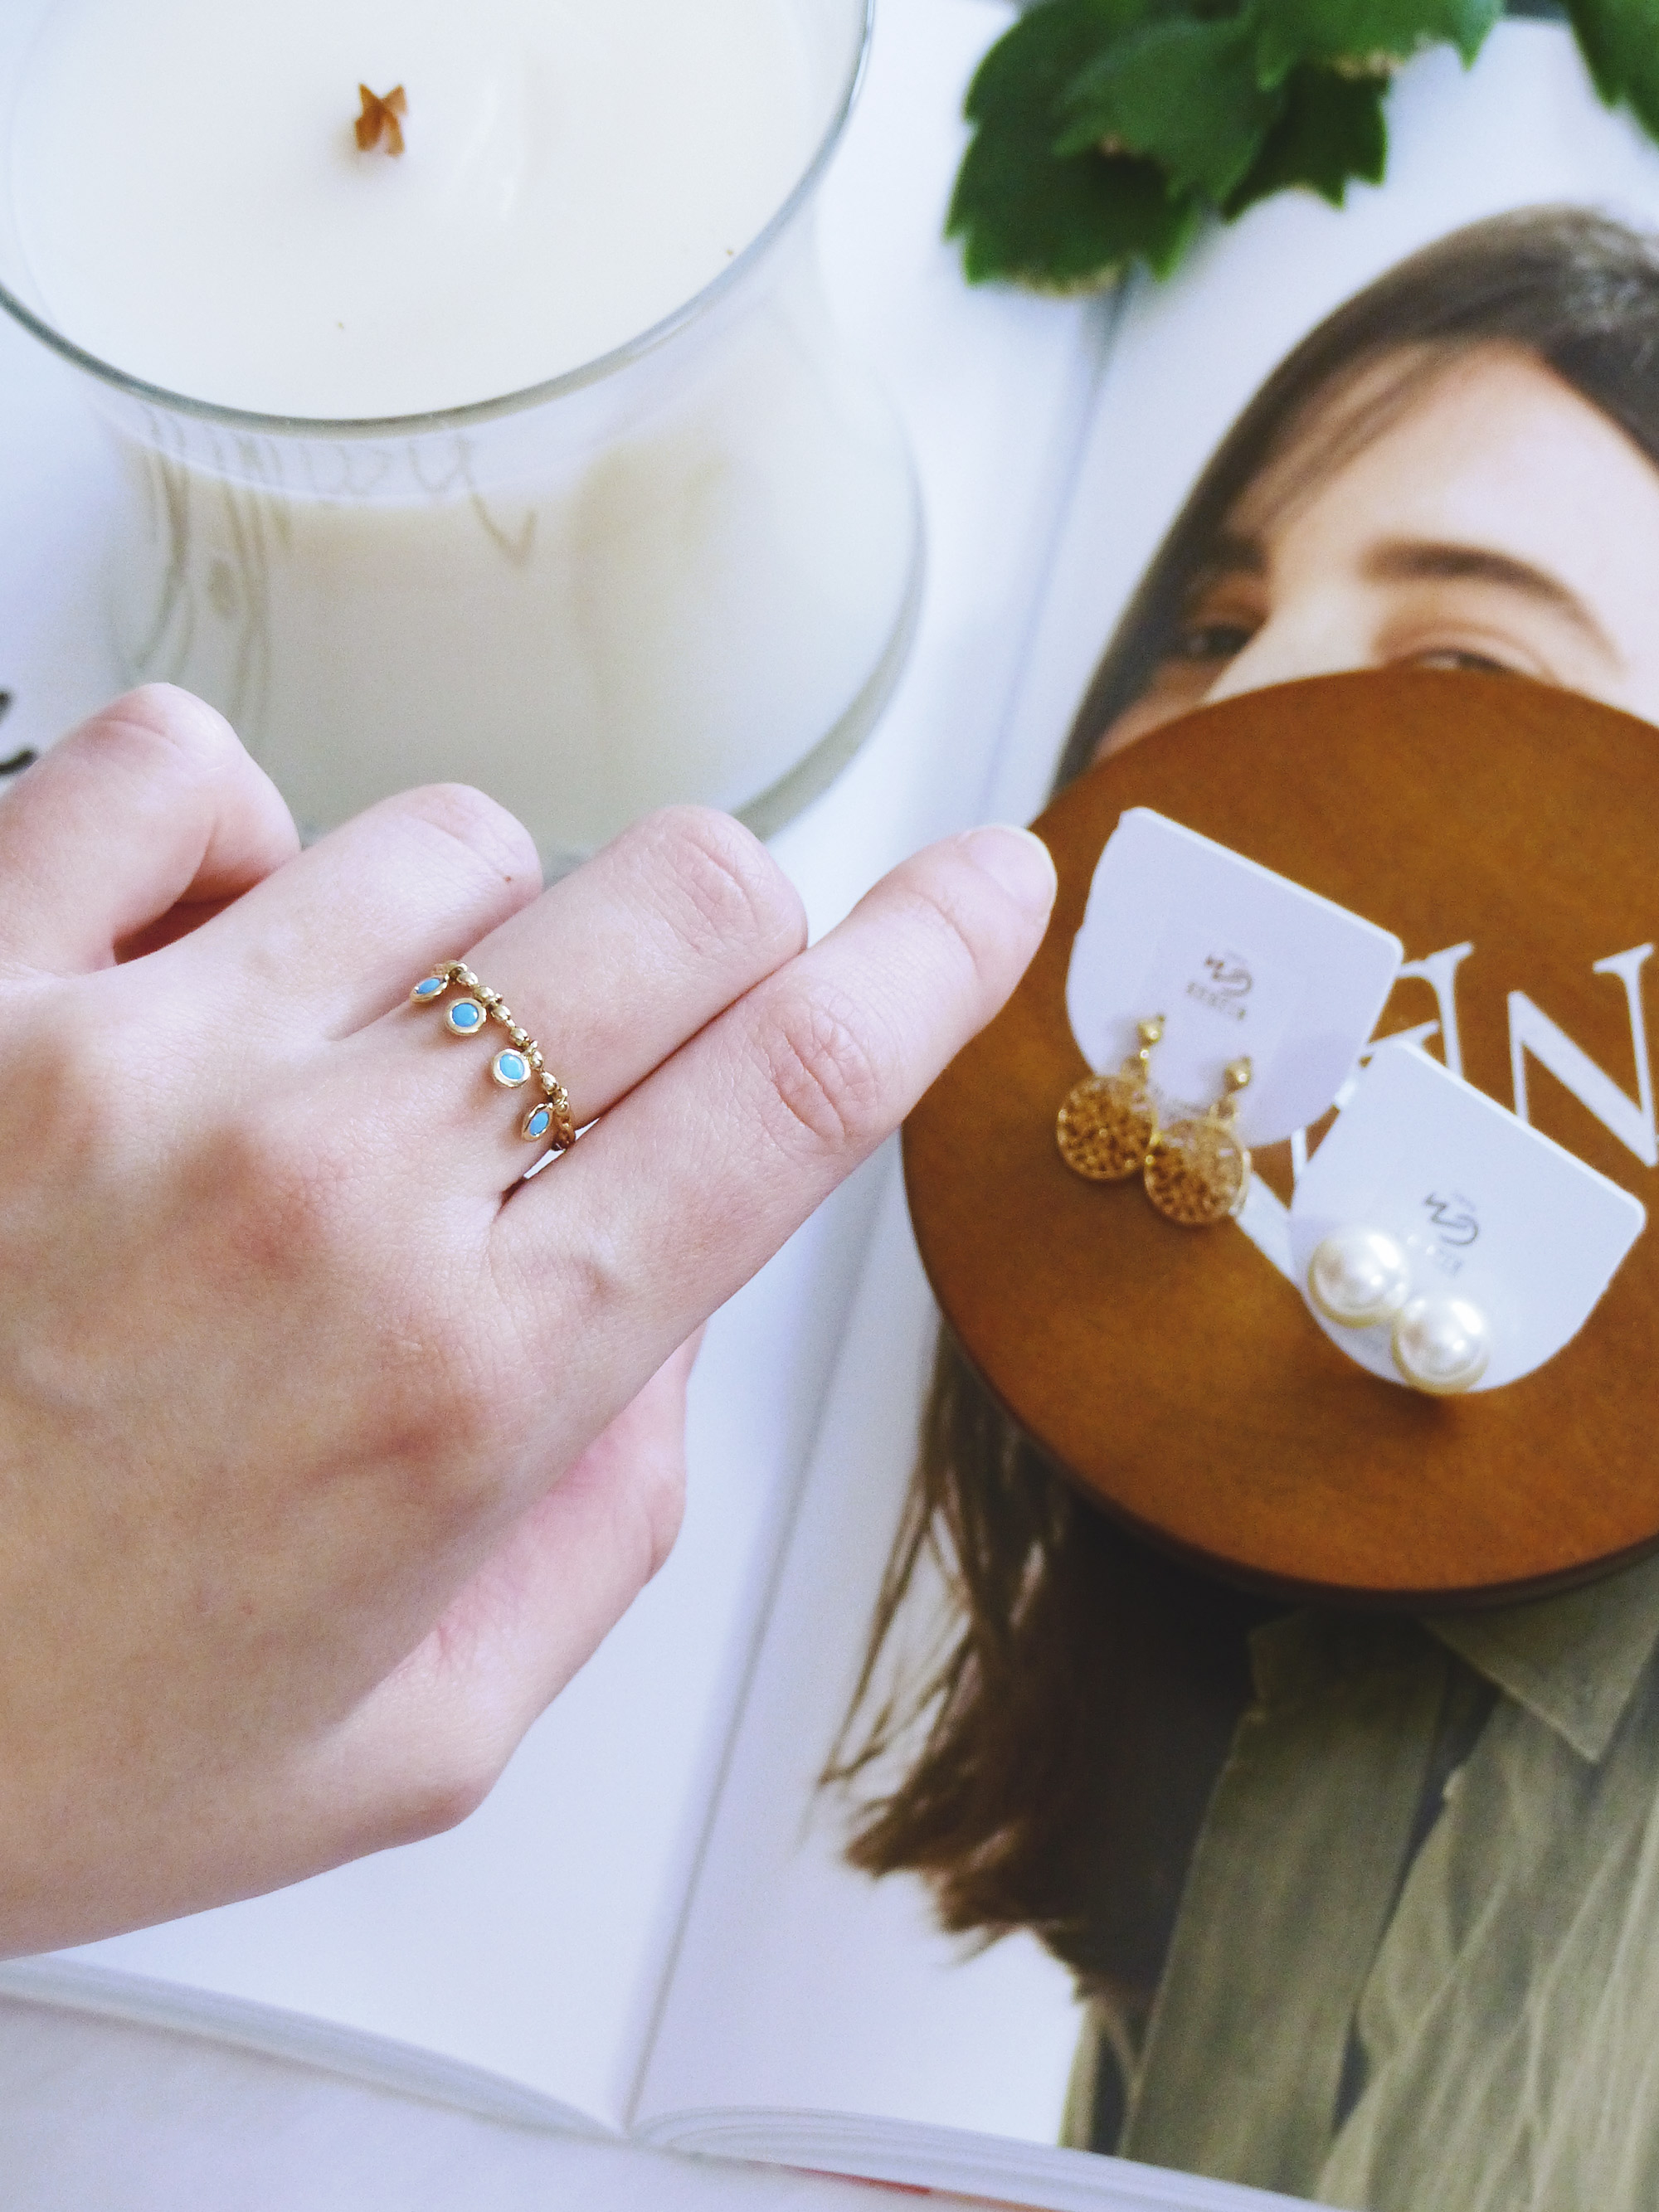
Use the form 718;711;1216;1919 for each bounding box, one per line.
2;0;919;859
14;0;814;417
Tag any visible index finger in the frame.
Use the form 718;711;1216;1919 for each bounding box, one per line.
492;824;1057;1419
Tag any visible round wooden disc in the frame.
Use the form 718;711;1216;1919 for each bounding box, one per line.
903;669;1659;1607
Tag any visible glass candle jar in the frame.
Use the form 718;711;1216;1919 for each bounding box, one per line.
0;0;920;867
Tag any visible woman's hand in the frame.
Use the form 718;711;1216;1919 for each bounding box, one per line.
0;685;1055;1955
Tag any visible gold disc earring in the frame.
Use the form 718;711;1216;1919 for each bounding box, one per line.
1143;1057;1253;1226
1056;1017;1165;1181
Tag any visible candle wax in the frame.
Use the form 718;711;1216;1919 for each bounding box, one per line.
12;0;814;416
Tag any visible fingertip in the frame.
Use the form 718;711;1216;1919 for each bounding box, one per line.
956;823;1058;923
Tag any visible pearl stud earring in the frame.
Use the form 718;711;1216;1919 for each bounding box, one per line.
1306;1225;1412;1330
1391;1292;1491;1396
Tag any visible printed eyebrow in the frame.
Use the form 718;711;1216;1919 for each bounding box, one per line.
1190;532;1266;584
1362;539;1614;655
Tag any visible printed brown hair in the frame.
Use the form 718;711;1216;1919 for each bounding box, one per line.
828;207;1659;1991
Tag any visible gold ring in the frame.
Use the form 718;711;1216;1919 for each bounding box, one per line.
409;961;576;1149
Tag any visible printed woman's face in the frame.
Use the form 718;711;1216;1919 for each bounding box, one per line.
1098;343;1659;756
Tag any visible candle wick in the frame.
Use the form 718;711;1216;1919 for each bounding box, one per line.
355;85;408;158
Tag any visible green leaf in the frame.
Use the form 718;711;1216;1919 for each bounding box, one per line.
1223;64;1389;216
962;0;1160;129
1253;0;1501;87
1055;14;1285;205
949;0;1206;289
949;131;1204;289
1566;0;1659;140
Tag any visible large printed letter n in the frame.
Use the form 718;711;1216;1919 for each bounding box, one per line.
1508;945;1657;1169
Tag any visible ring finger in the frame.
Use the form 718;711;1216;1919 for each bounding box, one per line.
336;805;808;1193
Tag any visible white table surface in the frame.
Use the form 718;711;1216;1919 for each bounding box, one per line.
0;0;1107;2203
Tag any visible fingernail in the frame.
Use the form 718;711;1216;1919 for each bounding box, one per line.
960;824;1058;919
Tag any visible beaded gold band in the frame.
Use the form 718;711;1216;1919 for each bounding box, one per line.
409;961;576;1149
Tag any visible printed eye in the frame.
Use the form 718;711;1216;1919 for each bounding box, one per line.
1167;620;1258;664
1409;647;1524;676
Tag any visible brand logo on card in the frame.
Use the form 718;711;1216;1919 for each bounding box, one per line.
1422;1190;1479;1275
1423;1192;1479;1246
1185;951;1253;1022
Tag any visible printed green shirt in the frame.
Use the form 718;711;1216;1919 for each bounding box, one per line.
1065;1551;1659;2210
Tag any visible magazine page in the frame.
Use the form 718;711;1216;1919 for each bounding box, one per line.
633;21;1659;2212
0;0;1103;2135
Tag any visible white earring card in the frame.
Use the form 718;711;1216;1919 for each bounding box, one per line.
1289;1043;1647;1392
1064;808;1403;1147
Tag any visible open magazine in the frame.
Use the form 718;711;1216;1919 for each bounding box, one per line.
8;19;1659;2212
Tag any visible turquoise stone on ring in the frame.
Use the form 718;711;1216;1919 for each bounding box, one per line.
492;1048;532;1088
522;1102;555;1142
445;997;488;1036
410;974;448;1004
